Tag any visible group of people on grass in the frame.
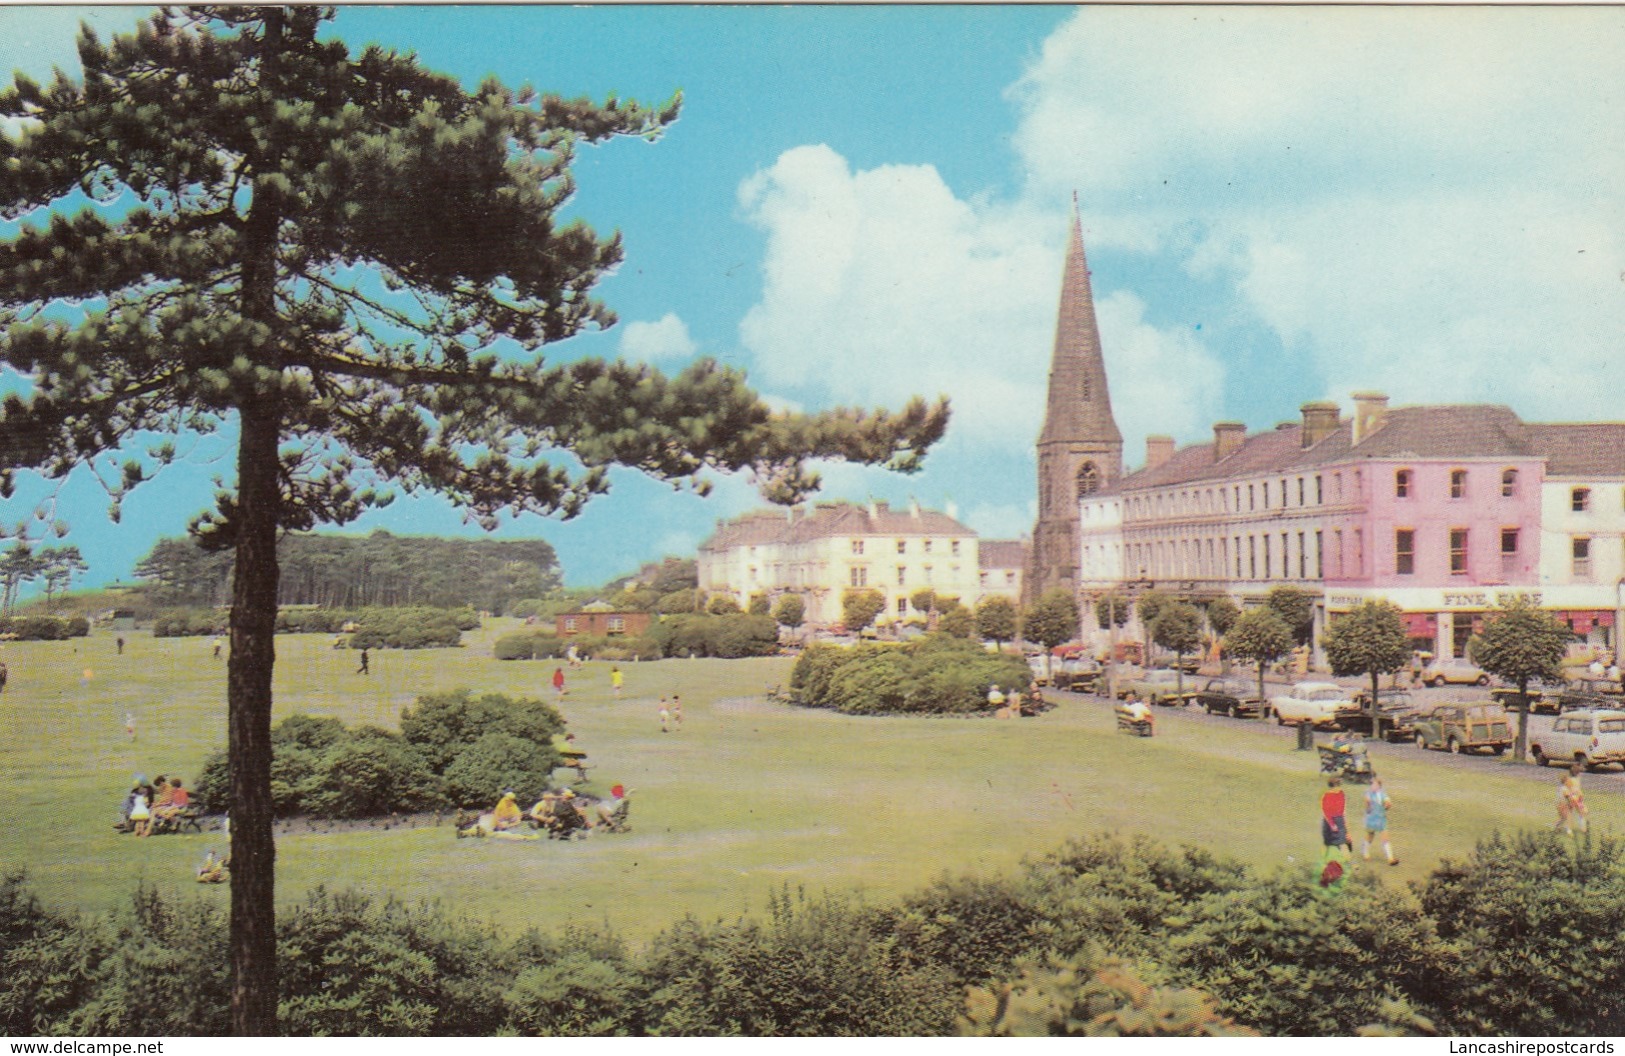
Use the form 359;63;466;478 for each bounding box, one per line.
989;681;1048;720
464;783;631;840
118;773;192;837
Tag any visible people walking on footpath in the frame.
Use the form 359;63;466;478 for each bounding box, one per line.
672;694;683;731
1362;776;1398;866
1558;763;1589;835
658;696;670;733
356;648;370;675
610;666;623;698
552;665;566;698
1320;776;1353;861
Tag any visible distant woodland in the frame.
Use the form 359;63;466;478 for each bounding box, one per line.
135;531;561;613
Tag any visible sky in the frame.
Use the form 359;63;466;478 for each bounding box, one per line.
1;5;1621;594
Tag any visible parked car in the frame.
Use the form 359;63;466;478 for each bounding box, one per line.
1529;709;1625;771
1564;675;1623;698
1489;686;1562;716
1343;688;1423;739
1194;677;1264;718
1122;669;1199;706
1270;681;1357;728
1411;702;1513;755
1053;657;1102;693
1420;658;1490;687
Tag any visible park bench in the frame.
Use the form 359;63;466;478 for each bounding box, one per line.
151;807;205;835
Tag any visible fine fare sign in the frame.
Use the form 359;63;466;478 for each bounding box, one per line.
1325;590;1543;611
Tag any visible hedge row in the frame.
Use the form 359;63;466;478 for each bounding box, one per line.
193;690;567;817
0;614;90;641
152;606;478;648
493;631;664;663
647;613;779;659
790;634;1031;714
6;830;1624;1036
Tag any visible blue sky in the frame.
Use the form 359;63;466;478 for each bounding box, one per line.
2;6;1622;593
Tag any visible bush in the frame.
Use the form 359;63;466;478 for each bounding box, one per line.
440;732;561;809
0;613;93;640
298;730;444;819
0;873;105;1035
647;613;777;659
274;606;476;648
494;632;551;660
962;956;1256;1037
399;689;567;774
789;634;1030;714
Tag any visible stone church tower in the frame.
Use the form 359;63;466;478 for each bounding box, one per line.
1025;202;1122;606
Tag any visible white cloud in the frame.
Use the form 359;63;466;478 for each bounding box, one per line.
1008;7;1625;420
1096;290;1226;453
0;8;152;82
737;145;1086;452
618;312;697;362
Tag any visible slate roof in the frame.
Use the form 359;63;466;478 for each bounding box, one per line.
1525;423;1625;477
700;502;975;552
1101;404;1553;495
978;540;1029;569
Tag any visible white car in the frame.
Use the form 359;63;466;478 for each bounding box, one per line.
1421;658;1489;687
1529;709;1625;771
1270;681;1358;728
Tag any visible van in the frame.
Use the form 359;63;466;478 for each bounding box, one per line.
1529;710;1625;771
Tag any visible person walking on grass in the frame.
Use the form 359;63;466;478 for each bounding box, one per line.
658;696;670;733
356;648;370;675
1320;776;1353;861
1362;776;1398;866
672;694;683;731
610;666;623;698
552;665;566;698
1558;763;1589;835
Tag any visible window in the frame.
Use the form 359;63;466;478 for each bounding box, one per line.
1298;531;1306;578
1005;571;1016;586
923;540;933;554
1501;529;1519;576
1450;529;1469;575
1450;469;1467;498
851;540;865;555
849;566;867;587
897;539;906;554
1249;536;1257;579
1573;537;1592;579
924;565;934;584
1315;530;1323;579
897;598;908;615
1263;535;1272;579
1501;469;1518;497
1395;469;1412;498
1249;484;1256;511
1298;478;1305;505
896;566;907;586
1572;487;1591;512
1396;529;1415;575
1077;461;1100;497
607;616;625;634
951;540;961;557
1263;482;1270;509
563;617;578;633
1353;528;1364;575
1334;529;1344;577
1315;475;1323;504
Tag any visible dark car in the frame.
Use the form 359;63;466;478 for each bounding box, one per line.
1344;688;1424;740
1554;685;1617;714
1490;686;1562;716
1194;677;1263;717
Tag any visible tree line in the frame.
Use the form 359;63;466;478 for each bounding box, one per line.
134;531;561;613
0;543;88;614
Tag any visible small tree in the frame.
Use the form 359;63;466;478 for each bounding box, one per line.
1095;592;1131;632
38;544;87;610
1226;608;1293;720
1026;589;1079;654
1206;597;1240;639
841;589;886;633
975;595;1019;648
1151;601;1203;699
771;593;805;633
910;589;937;620
1322;600;1410;739
1265;585;1316;647
1472;596;1570;762
747;593;771;616
706;594;743;616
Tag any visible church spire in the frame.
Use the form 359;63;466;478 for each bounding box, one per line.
1026;200;1124;607
1038;201;1120;447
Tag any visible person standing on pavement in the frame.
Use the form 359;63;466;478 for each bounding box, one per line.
1362;777;1398;866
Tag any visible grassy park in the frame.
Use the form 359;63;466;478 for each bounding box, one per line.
0;620;1605;942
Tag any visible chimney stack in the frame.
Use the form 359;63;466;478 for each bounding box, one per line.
1145;434;1175;470
1300;401;1339;448
1213;422;1246;462
1351;392;1389;446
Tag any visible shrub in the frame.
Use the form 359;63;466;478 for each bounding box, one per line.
962;955;1257;1037
399;689;567;774
440;731;561;808
647;613;777;659
0;873;106;1035
494;632;546;660
790;634;1029;714
0;613;93;640
298;730;444;819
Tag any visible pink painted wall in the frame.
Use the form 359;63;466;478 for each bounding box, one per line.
1326;459;1543;588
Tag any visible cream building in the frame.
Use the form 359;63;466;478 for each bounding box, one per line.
698;500;981;627
1531;423;1625;651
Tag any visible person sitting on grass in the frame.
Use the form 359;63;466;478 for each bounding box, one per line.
548;788;589;839
595;784;631;829
155;778;190;821
491;790;524;832
197;850;230;884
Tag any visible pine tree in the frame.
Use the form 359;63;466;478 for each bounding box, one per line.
0;8;946;1033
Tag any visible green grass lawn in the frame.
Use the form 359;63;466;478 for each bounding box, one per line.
0;621;1608;942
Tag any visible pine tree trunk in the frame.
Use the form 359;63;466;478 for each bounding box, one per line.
228;399;281;1036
